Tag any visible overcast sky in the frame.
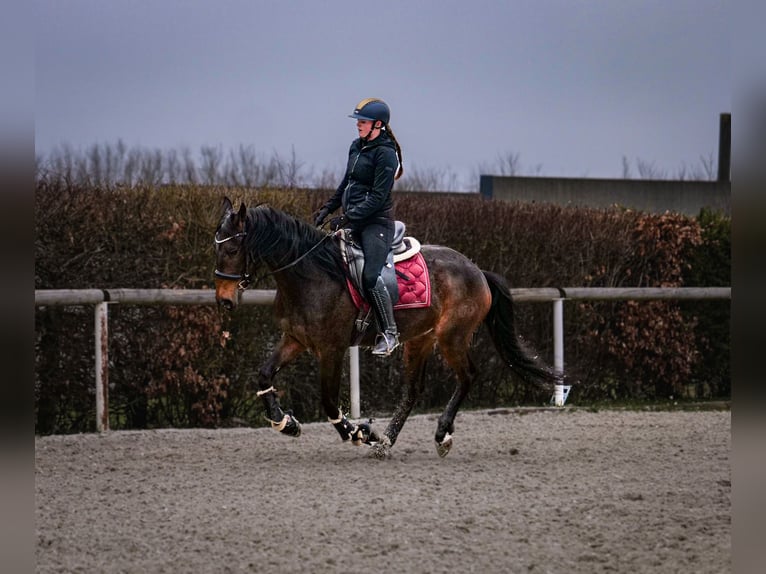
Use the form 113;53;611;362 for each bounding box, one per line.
35;0;730;188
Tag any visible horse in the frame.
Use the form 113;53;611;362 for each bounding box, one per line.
214;197;561;458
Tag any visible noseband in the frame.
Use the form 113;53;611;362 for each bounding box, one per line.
214;231;252;289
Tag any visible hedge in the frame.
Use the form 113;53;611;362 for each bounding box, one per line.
34;181;730;433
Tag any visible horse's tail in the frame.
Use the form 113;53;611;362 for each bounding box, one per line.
482;271;560;389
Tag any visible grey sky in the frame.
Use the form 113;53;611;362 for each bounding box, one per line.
35;0;730;188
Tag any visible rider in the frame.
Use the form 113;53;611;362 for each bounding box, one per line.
314;98;404;356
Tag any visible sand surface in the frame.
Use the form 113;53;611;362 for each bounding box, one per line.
36;408;730;573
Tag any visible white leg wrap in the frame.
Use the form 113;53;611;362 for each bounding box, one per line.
257;385;277;397
270;414;288;432
553;384;572;407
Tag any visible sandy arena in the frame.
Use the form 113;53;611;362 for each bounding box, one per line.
35;408;730;573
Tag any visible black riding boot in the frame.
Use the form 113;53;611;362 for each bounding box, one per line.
369;276;400;356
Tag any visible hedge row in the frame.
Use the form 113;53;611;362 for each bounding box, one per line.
34;181;730;433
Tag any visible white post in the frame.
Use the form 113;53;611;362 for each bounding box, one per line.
95;302;110;431
553;298;564;376
349;346;360;418
552;298;570;406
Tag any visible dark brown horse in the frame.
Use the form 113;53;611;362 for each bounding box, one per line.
214;198;560;457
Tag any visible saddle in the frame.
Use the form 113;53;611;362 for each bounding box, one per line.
336;221;431;343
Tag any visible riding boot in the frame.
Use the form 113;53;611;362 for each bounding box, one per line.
369;276;400;356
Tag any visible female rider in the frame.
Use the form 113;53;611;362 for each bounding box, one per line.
314;98;404;356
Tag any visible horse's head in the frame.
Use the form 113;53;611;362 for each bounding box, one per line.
214;197;250;310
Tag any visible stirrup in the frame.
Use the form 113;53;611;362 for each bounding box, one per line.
372;331;399;356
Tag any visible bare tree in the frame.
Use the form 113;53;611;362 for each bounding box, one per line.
698;152;716;180
123;147;141;187
624;155;715;181
622;156;632;179
235;144;261;187
496;151;521;176
199;145;223;185
50;143;75;184
87;144;103;186
395;164;461;192
74;150;90;186
262;153;283;187
181;147;198;184
223;144;266;187
636;158;663;179
138;148;164;186
102;142;116;185
165;148;181;184
38;139;722;190
468;151;540;192
306;165;342;190
273;146;304;188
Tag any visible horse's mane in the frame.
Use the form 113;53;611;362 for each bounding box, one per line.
244;205;346;283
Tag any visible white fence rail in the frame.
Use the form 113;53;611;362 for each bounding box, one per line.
35;287;731;431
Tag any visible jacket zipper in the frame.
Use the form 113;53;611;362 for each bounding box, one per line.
343;145;370;209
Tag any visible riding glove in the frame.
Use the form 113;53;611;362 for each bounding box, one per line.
314;207;330;227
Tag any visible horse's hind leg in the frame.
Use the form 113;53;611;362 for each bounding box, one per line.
317;350;379;446
257;334;305;437
372;336;434;458
434;337;478;457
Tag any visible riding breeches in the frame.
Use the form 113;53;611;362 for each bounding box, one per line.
358;219;395;293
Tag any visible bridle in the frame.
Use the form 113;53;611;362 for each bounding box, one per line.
214;231;252;289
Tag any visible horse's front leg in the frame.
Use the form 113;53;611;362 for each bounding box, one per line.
257;334;305;437
321;351;378;446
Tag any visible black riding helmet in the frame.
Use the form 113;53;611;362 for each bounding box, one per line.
349;98;391;125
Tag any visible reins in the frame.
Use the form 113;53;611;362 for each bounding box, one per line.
251;231;333;285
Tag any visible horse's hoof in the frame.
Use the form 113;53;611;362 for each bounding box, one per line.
283;414;302;437
351;422;380;446
435;433;453;458
368;436;392;459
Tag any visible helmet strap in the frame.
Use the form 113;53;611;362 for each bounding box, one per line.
362;121;382;142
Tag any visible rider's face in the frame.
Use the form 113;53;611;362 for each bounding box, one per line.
356;119;378;139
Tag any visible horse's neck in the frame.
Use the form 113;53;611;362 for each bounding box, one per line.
270;269;321;309
254;235;296;272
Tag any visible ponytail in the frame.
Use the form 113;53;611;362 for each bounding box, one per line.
385;124;404;180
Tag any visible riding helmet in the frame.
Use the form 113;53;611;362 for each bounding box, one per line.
349;98;390;124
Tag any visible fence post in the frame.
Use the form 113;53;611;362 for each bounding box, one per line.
552;298;569;406
95;302;110;432
553;298;564;376
349;346;360;418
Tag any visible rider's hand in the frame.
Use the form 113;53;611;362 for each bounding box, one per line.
313;207;330;228
329;214;348;231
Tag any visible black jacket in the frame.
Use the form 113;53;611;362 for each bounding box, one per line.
323;130;398;224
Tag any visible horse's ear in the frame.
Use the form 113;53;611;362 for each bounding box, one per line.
222;196;233;214
238;202;247;222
